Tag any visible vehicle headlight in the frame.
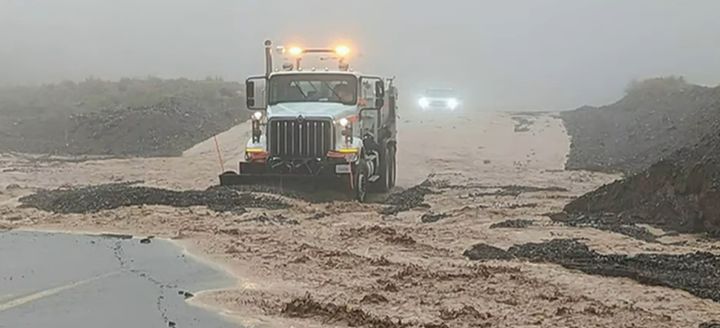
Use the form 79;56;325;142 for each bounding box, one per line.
419;98;430;108
337;117;353;144
252;111;263;121
447;98;459;109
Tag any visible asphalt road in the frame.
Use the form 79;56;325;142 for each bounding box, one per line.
0;230;237;328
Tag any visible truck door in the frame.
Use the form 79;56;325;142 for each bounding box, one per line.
359;77;383;138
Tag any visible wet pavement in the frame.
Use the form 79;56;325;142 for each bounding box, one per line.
0;230;237;328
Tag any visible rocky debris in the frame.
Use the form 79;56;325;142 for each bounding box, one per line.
178;290;194;299
385;234;417;246
420;212;449;223
225;182;367;203
561;77;720;174
239;213;299;226
343;225;417;246
462;244;514;261
360;293;389;304
563;118;720;236
439;305;491;321
139;236;154;244
561;77;720;236
489;219;533;229
371;256;392;267
306;212;329;220
550;213;658;242
5;184;21;190
379;180;436;215
466;239;720;302
700;321;720;328
450;184;568;199
281;293;412;328
19;183;288;214
0;78;247;157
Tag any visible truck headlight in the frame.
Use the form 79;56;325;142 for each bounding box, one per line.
337;117;353;144
252;111;263;121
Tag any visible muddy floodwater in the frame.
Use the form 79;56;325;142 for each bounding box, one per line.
0;230;236;328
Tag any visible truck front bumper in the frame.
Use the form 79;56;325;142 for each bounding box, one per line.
219;157;354;186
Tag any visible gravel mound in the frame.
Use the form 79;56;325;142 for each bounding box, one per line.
0;78;247;156
465;239;720;302
19;183;288;213
563;121;720;235
561;77;720;174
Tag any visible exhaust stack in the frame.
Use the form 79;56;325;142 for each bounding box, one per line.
264;40;273;77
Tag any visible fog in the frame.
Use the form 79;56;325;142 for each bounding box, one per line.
2;0;719;110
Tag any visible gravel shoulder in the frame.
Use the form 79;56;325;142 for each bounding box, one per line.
3;111;720;327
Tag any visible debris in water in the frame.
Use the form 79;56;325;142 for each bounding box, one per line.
379;180;437;215
489;219;533;229
462;243;514;261
466;239;720;302
19;183;289;214
420;212;449;223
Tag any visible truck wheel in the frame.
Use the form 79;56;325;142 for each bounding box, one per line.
354;161;369;202
376;146;392;192
388;145;397;188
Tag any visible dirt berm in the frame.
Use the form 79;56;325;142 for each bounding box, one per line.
562;122;720;235
562;77;720;174
0;78;247;156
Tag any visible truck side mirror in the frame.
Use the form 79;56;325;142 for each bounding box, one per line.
246;81;256;108
246;76;267;110
375;81;385;109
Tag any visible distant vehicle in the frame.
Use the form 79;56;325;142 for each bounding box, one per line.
418;88;461;111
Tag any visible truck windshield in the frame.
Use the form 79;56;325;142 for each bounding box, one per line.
269;74;357;105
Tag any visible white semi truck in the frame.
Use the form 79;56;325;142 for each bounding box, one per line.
219;41;398;202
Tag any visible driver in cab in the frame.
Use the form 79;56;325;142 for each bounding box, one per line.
333;83;354;104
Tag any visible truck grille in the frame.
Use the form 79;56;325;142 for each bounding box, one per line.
431;100;447;107
268;118;334;158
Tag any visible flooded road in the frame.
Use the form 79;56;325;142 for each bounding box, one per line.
0;231;236;328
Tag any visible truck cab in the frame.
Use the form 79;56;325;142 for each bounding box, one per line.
220;41;398;202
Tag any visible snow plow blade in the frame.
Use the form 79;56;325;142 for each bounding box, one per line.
219;171;343;187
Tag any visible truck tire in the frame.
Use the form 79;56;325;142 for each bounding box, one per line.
375;146;393;192
354;160;369;202
388;145;397;189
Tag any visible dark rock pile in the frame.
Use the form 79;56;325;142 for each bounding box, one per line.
561;77;720;174
560;77;720;236
379;180;436;215
489;219;533;229
465;239;720;302
563;123;720;236
19;183;288;214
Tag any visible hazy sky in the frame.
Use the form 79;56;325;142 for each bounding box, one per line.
2;0;719;109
